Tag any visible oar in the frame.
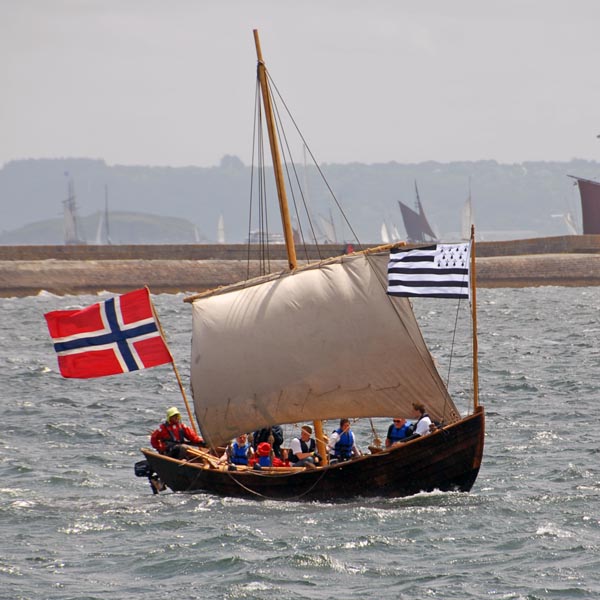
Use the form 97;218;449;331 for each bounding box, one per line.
184;447;220;468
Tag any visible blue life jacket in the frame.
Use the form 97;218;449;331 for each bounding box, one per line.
332;428;354;459
258;455;272;467
231;441;250;465
388;423;411;444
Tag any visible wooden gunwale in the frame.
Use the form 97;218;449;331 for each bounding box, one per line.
141;408;485;501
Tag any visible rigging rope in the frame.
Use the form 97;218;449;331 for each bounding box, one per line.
265;70;364;253
248;78;276;277
268;80;320;261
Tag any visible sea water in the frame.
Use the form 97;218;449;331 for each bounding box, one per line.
1;287;599;599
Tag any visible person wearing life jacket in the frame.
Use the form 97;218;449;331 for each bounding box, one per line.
411;402;433;437
289;424;321;467
252;425;284;458
150;406;204;459
254;441;273;469
223;433;253;466
385;417;412;447
327;418;361;463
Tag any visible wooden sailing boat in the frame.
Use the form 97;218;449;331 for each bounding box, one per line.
398;180;438;243
568;175;600;234
139;31;485;501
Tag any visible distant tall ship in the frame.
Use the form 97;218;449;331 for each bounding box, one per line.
398;180;438;243
217;214;226;244
94;185;112;245
63;176;86;245
569;176;600;234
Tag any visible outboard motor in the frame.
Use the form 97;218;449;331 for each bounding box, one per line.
134;460;163;494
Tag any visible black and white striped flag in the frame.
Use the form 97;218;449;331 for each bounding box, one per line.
387;243;471;299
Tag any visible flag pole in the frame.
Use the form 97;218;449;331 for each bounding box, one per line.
146;287;199;435
470;226;479;411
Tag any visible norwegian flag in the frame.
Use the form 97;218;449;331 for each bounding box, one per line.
387;243;471;299
44;288;172;378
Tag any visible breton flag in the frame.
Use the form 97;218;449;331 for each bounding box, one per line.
387;243;471;299
44;288;172;378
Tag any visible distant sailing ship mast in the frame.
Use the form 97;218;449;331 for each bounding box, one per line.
461;177;475;241
217;214;226;244
103;185;111;244
398;180;438;243
63;176;85;245
95;185;112;245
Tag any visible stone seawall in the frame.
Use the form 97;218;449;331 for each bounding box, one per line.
0;259;288;297
2;254;600;297
2;236;600;297
2;235;600;261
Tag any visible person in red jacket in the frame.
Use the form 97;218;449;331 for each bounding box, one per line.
150;406;204;459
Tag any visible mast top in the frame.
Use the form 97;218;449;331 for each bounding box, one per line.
253;29;297;270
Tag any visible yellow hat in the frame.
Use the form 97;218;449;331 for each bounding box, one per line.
166;406;181;420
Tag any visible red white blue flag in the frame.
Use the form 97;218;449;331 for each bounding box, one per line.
387;243;471;299
44;288;172;378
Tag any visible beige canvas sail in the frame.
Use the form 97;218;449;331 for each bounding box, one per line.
188;251;461;448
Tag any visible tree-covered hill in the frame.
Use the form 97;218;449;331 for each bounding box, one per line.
0;156;597;244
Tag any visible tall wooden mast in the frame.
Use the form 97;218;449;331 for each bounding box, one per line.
470;225;479;410
253;29;297;271
253;29;327;463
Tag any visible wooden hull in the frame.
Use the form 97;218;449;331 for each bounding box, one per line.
141;407;485;501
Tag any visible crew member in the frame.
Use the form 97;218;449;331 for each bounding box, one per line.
327;418;361;462
411;403;433;436
289;424;321;467
386;417;411;447
150;406;204;459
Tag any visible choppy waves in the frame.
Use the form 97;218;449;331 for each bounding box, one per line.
1;289;599;599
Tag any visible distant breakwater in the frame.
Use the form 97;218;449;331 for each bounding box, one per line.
1;236;600;297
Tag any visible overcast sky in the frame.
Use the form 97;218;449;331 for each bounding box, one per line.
2;0;599;168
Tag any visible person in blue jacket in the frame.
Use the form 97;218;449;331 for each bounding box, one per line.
327;418;361;463
385;417;412;447
220;433;254;466
255;442;273;468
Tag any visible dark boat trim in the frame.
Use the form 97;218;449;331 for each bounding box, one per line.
141;407;485;502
